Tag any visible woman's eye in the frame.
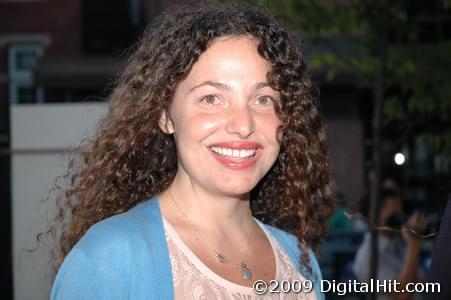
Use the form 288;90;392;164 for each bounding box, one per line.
200;95;219;105
255;96;274;105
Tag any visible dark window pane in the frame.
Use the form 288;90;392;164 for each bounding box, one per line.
15;50;39;71
17;86;37;103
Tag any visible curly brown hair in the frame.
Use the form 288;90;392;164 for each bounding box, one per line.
51;2;335;275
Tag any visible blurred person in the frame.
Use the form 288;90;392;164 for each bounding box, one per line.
48;2;335;299
328;195;353;231
427;197;451;299
352;189;428;300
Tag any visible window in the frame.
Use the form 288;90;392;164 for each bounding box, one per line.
8;43;44;103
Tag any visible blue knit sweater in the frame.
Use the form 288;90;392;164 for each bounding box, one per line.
51;197;324;299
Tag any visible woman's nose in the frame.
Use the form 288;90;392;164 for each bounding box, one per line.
225;104;256;138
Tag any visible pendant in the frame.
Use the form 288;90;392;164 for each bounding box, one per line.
241;263;252;280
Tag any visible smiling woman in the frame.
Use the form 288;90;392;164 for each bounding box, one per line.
49;2;334;300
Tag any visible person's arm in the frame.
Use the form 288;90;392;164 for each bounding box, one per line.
392;242;422;300
392;211;427;300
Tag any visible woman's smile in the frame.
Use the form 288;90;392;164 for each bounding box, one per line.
207;141;262;170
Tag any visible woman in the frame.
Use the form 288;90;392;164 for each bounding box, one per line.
50;3;334;299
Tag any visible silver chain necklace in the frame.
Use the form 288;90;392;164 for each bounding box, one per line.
167;191;255;280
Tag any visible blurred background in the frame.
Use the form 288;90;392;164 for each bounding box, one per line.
0;0;450;299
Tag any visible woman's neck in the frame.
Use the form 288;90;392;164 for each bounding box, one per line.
159;175;254;234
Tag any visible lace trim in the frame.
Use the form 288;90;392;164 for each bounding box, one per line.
163;217;316;300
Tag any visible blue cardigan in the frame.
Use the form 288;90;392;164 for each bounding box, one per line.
51;197;324;299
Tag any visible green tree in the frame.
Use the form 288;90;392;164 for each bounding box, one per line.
256;0;451;156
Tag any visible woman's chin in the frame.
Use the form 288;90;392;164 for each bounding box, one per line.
213;183;258;198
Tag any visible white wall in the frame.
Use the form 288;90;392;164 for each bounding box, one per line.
11;103;106;300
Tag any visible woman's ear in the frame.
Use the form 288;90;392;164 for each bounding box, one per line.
158;110;175;134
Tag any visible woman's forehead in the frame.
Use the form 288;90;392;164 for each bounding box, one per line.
185;37;270;82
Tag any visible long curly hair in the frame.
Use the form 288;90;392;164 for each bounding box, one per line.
51;2;335;275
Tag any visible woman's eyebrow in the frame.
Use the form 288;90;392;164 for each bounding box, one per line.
188;81;271;93
255;82;270;90
189;81;230;93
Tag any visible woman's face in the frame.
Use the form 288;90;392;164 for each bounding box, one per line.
160;36;281;197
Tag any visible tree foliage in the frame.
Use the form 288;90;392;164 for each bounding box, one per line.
255;0;451;157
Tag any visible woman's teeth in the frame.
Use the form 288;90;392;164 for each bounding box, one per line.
210;147;257;158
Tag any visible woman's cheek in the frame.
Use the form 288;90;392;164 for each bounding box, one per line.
259;115;282;141
191;113;224;132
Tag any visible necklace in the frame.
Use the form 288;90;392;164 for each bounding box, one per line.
167;191;255;280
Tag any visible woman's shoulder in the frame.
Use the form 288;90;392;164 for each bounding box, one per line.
259;221;301;258
259;221;323;281
51;199;166;299
74;201;152;254
51;211;139;299
58;196;166;267
260;222;298;248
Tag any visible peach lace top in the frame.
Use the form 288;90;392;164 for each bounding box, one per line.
163;217;317;300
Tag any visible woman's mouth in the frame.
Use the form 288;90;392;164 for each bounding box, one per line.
207;142;262;170
209;146;257;158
